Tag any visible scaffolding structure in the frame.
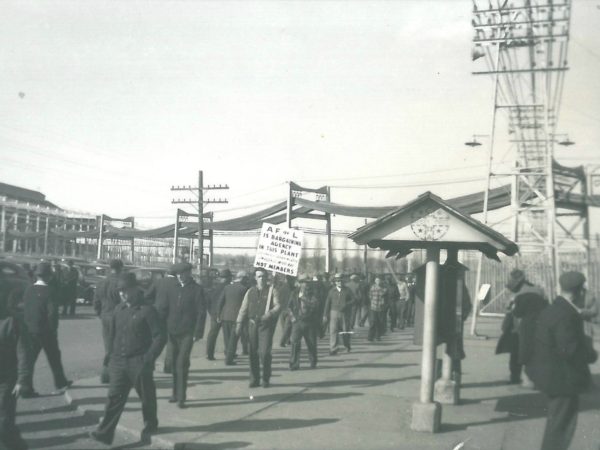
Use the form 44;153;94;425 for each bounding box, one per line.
470;0;591;302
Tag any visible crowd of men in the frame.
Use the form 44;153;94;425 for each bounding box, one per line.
0;256;597;450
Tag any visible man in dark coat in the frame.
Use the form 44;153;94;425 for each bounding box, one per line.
20;263;71;398
236;269;281;388
61;260;79;316
89;273;165;446
158;263;206;408
154;266;179;374
526;271;597;450
323;273;355;354
289;276;318;370
0;281;29;450
205;269;231;361
218;270;249;366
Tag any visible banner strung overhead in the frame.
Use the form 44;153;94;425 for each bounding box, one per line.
254;223;304;276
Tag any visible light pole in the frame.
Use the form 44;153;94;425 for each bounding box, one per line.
465;134;491;337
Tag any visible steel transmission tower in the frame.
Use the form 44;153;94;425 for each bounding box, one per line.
470;0;587;296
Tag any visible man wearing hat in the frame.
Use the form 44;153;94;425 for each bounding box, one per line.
90;273;165;446
20;262;71;398
218;270;249;366
236;268;281;388
346;274;363;330
205;269;232;361
154;264;179;373
323;273;355;355
504;268;547;386
277;275;295;348
289;276;319;370
94;259;125;384
157;262;206;408
526;271;597;450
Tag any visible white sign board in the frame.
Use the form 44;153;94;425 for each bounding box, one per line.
254;223;304;276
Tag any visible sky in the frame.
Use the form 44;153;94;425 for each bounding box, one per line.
1;0;599;245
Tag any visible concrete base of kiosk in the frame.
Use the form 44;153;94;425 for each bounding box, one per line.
410;401;442;433
434;378;459;405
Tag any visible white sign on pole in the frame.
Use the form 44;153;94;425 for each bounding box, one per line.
254;223;304;276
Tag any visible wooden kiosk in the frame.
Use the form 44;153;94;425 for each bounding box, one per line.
348;192;518;433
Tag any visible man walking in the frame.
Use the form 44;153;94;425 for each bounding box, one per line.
368;275;387;342
94;259;124;384
323;274;354;355
346;274;363;330
289;276;318;370
218;271;249;366
206;269;231;361
89;273;165;446
158;263;206;408
277;275;294;347
527;271;597;450
154;265;179;374
21;262;71;398
61;260;79;316
236;269;281;388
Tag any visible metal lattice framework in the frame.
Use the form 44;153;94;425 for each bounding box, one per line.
470;0;590;298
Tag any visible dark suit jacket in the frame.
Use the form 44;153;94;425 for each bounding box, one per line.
23;284;60;334
526;296;597;396
218;282;248;322
158;280;206;338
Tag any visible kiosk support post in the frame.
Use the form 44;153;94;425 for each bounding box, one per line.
411;247;442;432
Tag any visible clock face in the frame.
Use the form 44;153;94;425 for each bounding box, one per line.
410;208;450;241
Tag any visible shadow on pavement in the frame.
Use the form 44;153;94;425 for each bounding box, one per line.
174;441;251;450
444;374;600;433
184;391;362;408
158;417;339;435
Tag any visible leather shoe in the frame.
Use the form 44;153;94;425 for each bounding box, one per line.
249;381;259;388
262;380;270;388
168;396;177;403
89;430;113;446
177;401;186;409
206;356;216;361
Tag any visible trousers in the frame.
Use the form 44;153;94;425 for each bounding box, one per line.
289;320;317;369
223;321;248;364
368;310;384;341
100;314;113;381
95;356;157;441
541;394;578;450
329;310;350;353
205;316;222;359
0;380;27;450
247;318;276;385
23;331;68;392
278;311;293;346
169;333;194;402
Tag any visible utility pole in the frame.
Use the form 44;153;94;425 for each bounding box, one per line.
171;170;228;275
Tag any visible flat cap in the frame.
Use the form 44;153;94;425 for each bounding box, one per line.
172;262;193;274
109;259;124;270
35;262;52;277
333;273;343;280
350;274;359;281
559;271;586;292
297;274;310;283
